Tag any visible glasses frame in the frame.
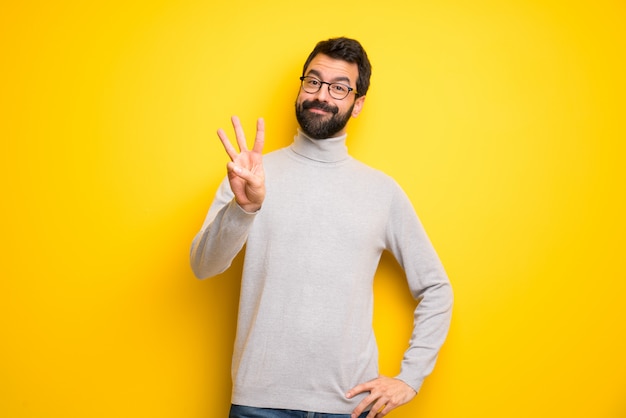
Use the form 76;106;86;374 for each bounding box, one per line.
299;76;357;100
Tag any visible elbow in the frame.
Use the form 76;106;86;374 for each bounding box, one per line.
190;252;229;280
438;280;454;313
191;263;209;280
188;230;238;280
444;279;454;303
190;255;221;280
189;244;213;280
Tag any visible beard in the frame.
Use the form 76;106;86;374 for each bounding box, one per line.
295;99;354;139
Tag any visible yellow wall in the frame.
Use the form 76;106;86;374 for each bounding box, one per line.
2;1;625;417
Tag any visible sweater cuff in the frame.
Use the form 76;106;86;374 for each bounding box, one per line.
235;201;262;215
394;373;423;394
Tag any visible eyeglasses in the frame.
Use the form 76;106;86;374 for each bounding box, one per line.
299;76;356;100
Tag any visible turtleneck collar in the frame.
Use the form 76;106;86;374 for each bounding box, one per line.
290;129;350;163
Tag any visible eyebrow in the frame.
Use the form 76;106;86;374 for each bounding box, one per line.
306;69;352;85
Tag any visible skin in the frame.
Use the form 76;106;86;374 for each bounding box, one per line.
217;115;265;213
295;54;365;138
216;54;417;417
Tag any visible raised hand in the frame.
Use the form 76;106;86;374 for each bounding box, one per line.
217;116;266;213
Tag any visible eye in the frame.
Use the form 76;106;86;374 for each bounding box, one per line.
331;83;349;93
306;78;321;87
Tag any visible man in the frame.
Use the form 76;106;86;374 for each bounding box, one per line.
190;37;453;418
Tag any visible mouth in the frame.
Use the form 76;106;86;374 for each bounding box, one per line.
307;107;331;115
302;100;338;115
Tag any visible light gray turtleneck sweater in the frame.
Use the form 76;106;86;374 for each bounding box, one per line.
190;130;453;414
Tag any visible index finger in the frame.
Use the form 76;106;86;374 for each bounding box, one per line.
217;128;238;161
346;381;373;399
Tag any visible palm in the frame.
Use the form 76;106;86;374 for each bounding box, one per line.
228;147;264;206
217;116;266;212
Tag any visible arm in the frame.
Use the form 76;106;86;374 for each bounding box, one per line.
189;179;256;278
190;116;266;279
347;184;453;417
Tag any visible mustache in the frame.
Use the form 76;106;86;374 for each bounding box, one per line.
302;100;339;115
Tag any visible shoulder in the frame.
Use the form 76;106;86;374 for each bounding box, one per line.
262;146;293;165
350;159;402;190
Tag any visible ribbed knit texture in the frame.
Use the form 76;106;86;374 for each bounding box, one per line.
190;130;453;414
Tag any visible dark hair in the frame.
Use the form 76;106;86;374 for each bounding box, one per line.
302;37;372;97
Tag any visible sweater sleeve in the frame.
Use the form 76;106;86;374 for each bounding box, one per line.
384;183;453;393
190;177;258;279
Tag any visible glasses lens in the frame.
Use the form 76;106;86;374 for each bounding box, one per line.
329;83;349;99
302;77;321;93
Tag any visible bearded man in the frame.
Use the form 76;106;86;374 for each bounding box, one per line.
190;37;453;418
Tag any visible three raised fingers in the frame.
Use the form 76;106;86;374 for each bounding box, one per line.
217;116;264;161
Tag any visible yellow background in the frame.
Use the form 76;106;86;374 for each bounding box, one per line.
2;1;625;417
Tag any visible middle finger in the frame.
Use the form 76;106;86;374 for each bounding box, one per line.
231;116;248;152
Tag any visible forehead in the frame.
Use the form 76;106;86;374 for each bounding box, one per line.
304;54;359;85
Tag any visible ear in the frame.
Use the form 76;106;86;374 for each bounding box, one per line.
351;95;366;118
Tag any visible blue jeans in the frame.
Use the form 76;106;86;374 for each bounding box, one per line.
229;404;371;418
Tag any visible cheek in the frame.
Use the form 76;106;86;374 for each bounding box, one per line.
296;90;308;104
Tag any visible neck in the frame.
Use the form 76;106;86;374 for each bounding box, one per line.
291;129;349;163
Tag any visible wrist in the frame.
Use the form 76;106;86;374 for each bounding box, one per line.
237;202;262;213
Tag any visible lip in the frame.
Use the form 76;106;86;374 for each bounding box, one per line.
301;100;338;115
306;107;331;115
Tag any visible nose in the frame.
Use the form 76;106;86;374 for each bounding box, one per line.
312;82;331;101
